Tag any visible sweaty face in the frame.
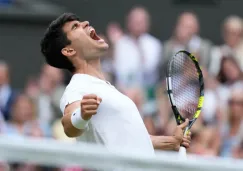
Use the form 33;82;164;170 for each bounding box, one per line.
63;20;109;60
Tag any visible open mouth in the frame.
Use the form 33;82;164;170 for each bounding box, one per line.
89;27;101;41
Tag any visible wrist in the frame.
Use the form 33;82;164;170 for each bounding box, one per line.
71;108;90;130
150;135;178;150
150;135;158;149
172;135;180;151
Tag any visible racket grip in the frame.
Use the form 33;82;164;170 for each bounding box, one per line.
179;146;187;159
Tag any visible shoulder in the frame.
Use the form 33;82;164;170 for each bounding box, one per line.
141;34;161;46
60;74;92;113
141;34;162;53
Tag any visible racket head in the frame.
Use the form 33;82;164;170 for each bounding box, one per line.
166;50;204;128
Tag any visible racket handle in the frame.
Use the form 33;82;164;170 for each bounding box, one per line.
179;146;187;159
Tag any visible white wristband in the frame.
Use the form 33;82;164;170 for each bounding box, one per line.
71;108;89;130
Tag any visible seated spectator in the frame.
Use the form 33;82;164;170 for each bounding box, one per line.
216;57;243;115
0;60;18;121
220;87;243;157
113;6;162;134
25;64;65;126
161;12;212;79
209;15;243;75
5;93;51;138
217;57;243;86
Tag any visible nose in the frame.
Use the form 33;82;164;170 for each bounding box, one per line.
82;21;89;28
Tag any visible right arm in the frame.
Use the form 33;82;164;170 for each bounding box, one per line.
61;94;102;138
61;101;84;137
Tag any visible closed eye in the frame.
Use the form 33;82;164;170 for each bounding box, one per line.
72;23;79;30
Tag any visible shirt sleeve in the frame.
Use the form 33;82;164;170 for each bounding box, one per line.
60;88;86;114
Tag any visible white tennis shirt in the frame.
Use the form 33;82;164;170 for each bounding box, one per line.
60;74;155;156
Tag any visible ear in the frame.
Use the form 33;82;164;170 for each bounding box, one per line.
61;47;76;57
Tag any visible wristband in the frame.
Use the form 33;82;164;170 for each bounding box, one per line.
71;108;89;129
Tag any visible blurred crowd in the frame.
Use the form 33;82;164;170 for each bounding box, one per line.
1;5;243;171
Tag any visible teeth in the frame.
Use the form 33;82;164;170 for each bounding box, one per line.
89;27;95;36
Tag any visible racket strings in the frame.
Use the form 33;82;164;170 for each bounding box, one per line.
170;53;200;119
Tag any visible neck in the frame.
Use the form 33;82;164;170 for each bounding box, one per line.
172;35;189;46
129;33;141;40
74;58;105;80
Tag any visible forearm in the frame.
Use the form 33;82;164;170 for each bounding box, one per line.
150;135;178;151
61;112;84;138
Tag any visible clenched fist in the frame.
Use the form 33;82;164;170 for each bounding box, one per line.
81;94;102;120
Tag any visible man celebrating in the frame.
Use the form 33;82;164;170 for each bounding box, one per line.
40;13;190;156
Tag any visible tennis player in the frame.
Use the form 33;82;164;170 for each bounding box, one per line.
40;13;191;156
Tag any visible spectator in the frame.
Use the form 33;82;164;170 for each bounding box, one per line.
209;15;243;76
0;60;17;121
161;12;212;79
25;64;65;126
220;87;243;157
216;57;243;114
113;6;162;134
5;93;50;137
217;57;243;85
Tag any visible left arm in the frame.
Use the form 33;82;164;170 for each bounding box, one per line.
150;135;179;151
150;119;191;151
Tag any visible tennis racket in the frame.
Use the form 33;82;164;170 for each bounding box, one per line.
166;50;204;158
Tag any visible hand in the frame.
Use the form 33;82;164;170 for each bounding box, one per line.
181;131;191;149
81;94;102;120
173;119;189;151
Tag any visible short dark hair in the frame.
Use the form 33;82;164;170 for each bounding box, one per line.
40;13;80;72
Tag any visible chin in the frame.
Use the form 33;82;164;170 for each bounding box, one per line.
99;42;109;50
